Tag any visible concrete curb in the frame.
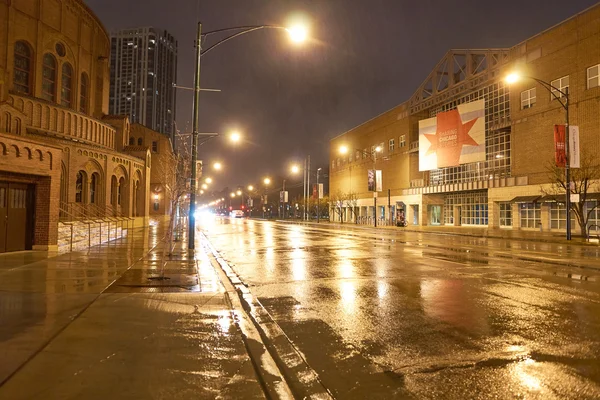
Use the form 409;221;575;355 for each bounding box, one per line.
200;233;334;400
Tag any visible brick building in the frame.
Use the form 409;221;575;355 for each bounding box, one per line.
0;0;172;252
330;4;600;235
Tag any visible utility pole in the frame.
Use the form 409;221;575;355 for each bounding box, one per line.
188;22;202;250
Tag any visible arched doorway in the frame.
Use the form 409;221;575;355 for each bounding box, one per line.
117;177;129;216
90;173;99;204
75;170;87;203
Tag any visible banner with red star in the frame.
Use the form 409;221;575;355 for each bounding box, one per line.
418;99;486;171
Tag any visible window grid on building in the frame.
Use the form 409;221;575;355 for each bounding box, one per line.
549;201;575;229
586;201;600;227
443;191;488;226
13;41;32;95
400;135;406;147
428;82;511;186
61;63;73;108
355;150;360;161
519;203;541;228
42;53;57;102
389;139;395;153
499;202;512;227
550;76;569;99
587;65;599;89
521;87;536;109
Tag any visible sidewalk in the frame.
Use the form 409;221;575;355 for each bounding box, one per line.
0;224;267;399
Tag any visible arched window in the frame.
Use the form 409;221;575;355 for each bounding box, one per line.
111;175;118;207
75;171;87;203
14;41;33;95
42;54;57;102
80;73;89;113
129;137;135;145
90;173;98;204
61;63;73;107
137;137;142;146
118;177;125;206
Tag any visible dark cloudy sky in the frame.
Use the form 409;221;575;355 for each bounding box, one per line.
86;0;598;190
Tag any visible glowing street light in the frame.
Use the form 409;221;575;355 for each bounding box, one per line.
291;165;300;174
505;71;572;240
247;185;254;191
339;145;348;155
263;177;271;185
286;25;308;43
230;131;241;143
205;177;213;184
201;184;208;190
505;73;520;84
236;190;242;196
230;192;236;198
213;162;222;170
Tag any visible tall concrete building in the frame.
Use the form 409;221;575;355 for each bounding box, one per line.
109;27;177;137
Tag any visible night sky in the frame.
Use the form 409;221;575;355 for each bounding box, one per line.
86;0;598;190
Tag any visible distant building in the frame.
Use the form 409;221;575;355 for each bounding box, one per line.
109;27;177;138
329;4;600;234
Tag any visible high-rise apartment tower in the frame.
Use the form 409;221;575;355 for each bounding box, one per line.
110;27;177;137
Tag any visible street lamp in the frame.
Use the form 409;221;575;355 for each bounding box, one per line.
205;177;212;184
187;21;309;249
213;162;222;170
505;72;572;240
316;167;322;223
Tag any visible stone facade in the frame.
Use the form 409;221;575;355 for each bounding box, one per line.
330;4;600;235
0;0;167;252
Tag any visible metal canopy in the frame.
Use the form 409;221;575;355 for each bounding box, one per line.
511;195;541;203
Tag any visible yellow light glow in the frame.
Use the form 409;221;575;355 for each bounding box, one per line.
505;73;520;84
213;162;222;170
264;177;271;185
236;190;242;195
230;131;241;143
339;145;348;155
248;185;254;191
205;177;212;183
230;192;235;198
201;184;208;189
375;146;382;153
200;190;204;194
153;194;159;200
291;165;300;174
286;25;308;43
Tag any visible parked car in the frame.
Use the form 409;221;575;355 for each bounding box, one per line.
230;210;244;218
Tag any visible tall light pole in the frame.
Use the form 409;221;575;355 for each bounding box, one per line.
505;73;572;240
188;22;202;250
316;167;322;223
187;21;309;249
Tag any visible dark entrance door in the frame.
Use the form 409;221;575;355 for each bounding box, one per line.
0;182;34;253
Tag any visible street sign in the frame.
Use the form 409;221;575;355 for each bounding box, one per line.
318;183;324;199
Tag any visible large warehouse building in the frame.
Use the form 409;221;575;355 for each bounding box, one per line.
329;4;600;236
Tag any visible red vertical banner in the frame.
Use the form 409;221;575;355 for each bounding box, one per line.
554;125;567;167
312;184;317;199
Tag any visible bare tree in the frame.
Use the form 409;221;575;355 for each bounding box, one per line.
329;189;348;223
344;192;359;223
542;151;600;236
154;146;191;278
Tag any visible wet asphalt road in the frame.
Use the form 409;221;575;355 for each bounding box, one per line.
201;216;600;399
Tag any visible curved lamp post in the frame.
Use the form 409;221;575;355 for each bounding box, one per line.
505;73;571;240
188;23;309;249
